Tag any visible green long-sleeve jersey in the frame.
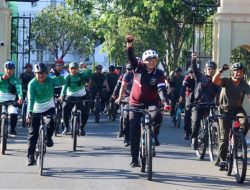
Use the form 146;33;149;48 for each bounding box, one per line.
0;73;23;102
28;76;59;113
61;71;92;97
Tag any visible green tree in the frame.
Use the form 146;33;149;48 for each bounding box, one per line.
32;5;94;60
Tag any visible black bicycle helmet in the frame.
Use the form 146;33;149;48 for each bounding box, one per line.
175;67;182;73
205;61;217;69
33;63;48;73
231;62;245;71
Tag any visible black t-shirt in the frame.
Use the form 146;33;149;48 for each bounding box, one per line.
107;73;119;92
92;73;106;91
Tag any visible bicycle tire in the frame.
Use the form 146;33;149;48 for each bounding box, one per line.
140;131;146;173
38;126;45;176
54;107;61;137
1;117;7;155
146;127;153;181
94;100;101;123
208;122;219;162
227;133;234;176
196;120;207;160
234;132;247;184
72;115;79;151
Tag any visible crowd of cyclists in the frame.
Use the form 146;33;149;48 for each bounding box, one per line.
0;35;249;180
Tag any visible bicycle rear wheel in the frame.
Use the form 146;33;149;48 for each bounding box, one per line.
37;127;45;176
72;115;80;151
140;131;146;173
234;132;247;184
175;110;181;128
208;122;219;162
54;107;61;137
1;117;7;155
196;120;207;160
146;127;153;181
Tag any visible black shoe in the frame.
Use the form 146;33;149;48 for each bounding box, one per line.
130;160;140;168
80;128;86;136
218;161;227;171
191;138;198;150
26;155;36;166
124;139;130;147
155;136;160;146
46;138;54;147
184;133;190;140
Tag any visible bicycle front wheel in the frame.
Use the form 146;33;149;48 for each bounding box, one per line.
146;127;153;181
37;127;45;176
72;115;80;151
234;131;247;184
1;117;7;155
22;102;27;128
208;122;219;162
196;120;207;160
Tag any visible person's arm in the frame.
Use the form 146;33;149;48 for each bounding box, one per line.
179;76;189;102
27;80;35;113
115;81;127;104
13;77;23;102
60;75;69;98
191;55;202;81
103;79;110;92
157;74;171;105
212;64;229;85
112;76;123;98
126;35;139;70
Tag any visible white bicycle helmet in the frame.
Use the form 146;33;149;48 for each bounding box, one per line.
142;50;159;62
102;68;108;73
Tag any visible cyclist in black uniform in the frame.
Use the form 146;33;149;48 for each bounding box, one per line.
19;63;34;99
91;64;110;112
190;52;220;150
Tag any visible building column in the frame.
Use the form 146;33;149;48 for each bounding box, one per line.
0;0;11;72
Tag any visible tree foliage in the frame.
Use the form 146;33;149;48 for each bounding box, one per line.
32;5;94;59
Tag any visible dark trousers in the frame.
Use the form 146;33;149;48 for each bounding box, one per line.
129;105;162;161
62;96;89;129
191;107;208;139
184;105;192;135
218;107;250;161
0;105;18;132
27;108;55;156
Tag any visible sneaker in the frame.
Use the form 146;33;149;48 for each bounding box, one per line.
218;161;227;171
61;128;71;135
155;136;160;146
26;155;36;166
80;128;86;136
191;138;198;150
130;159;140;168
124;139;130;147
46;138;54;147
9;130;17;137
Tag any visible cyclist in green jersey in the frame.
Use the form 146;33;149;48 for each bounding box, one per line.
0;60;23;136
60;62;92;136
26;63;59;166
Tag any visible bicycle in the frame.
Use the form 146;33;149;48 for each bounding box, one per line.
173;102;185;128
0;101;17;155
124;107;159;181
64;98;91;151
32;114;52;176
216;114;250;184
54;96;63;136
21;91;28;128
191;102;220;162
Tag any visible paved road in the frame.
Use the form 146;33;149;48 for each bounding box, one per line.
0;114;249;189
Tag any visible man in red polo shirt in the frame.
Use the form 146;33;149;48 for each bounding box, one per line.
126;35;171;167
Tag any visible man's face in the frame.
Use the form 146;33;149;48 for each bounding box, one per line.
232;69;244;80
55;64;63;72
96;68;102;74
69;67;78;76
26;66;32;73
35;72;47;82
5;68;15;76
144;58;157;70
204;67;216;77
